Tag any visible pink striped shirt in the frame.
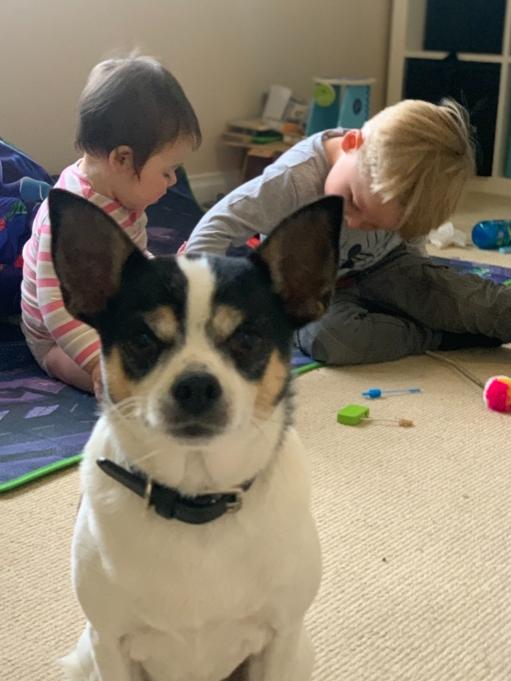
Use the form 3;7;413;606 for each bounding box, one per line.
21;161;148;368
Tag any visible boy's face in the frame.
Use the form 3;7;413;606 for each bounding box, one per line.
325;140;402;232
112;140;193;212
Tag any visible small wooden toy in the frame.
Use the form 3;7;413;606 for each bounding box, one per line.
336;404;414;428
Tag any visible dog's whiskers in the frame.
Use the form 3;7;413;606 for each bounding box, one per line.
130;448;162;467
103;395;146;424
249;415;282;449
103;401;163;469
102;395;161;448
104;395;144;417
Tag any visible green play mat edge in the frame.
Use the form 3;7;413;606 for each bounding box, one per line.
0;454;83;494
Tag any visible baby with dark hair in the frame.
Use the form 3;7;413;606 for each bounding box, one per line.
21;55;201;395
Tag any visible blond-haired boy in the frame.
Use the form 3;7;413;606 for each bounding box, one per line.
185;99;510;365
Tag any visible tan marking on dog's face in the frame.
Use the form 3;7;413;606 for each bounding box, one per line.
254;350;288;418
103;346;137;403
210;305;244;342
143;306;178;343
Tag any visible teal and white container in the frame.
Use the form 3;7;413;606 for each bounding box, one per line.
306;77;375;135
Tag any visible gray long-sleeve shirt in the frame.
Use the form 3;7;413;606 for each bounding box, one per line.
186;130;408;276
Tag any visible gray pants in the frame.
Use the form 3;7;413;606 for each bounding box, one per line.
297;246;511;365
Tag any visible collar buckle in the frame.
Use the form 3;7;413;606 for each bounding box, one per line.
225;488;244;513
144;478;154;509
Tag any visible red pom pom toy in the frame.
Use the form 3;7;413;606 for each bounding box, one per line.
483;376;511;413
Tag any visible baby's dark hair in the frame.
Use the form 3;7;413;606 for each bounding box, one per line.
76;55;201;173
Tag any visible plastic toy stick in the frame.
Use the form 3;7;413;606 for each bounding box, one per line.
365;417;414;427
362;387;421;399
336;404;414;427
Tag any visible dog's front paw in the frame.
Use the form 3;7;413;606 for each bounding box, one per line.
60;651;98;681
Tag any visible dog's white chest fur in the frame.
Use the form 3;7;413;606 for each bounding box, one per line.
69;421;321;681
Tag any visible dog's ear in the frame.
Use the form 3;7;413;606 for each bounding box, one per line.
49;189;147;327
250;195;342;328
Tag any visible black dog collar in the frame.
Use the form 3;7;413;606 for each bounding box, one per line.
96;458;252;525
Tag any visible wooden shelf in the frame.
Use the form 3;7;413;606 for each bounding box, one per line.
404;50;505;64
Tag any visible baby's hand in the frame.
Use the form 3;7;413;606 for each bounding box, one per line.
84;356;103;400
91;361;103;401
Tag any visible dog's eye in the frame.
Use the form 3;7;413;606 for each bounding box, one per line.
133;332;155;350
221;324;272;378
229;330;254;355
121;329;166;379
226;327;268;364
124;329;163;360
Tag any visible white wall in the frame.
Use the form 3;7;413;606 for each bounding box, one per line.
1;0;391;176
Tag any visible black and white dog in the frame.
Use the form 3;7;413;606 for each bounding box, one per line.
50;189;342;681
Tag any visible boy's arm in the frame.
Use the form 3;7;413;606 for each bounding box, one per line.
186;166;304;255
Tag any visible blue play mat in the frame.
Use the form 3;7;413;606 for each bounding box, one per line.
1;255;510;493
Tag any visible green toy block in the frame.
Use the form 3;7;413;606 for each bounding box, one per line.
337;404;370;426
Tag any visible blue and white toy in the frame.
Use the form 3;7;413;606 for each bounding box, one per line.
472;220;511;250
362;387;422;400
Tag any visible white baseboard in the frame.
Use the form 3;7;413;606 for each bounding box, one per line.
188;171;239;206
469;176;511;196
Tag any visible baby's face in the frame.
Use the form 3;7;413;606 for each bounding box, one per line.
116;139;193;212
325;148;402;232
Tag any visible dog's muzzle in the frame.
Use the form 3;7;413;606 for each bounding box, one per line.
172;371;222;415
164;370;229;438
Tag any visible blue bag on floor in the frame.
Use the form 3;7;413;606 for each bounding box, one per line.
0;139;53;315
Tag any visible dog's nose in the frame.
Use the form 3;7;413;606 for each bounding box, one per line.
171;372;222;415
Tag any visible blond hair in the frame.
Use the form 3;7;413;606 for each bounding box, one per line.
358;99;475;238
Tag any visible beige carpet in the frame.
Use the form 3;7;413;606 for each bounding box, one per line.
302;351;511;681
3;196;511;680
2;346;510;681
